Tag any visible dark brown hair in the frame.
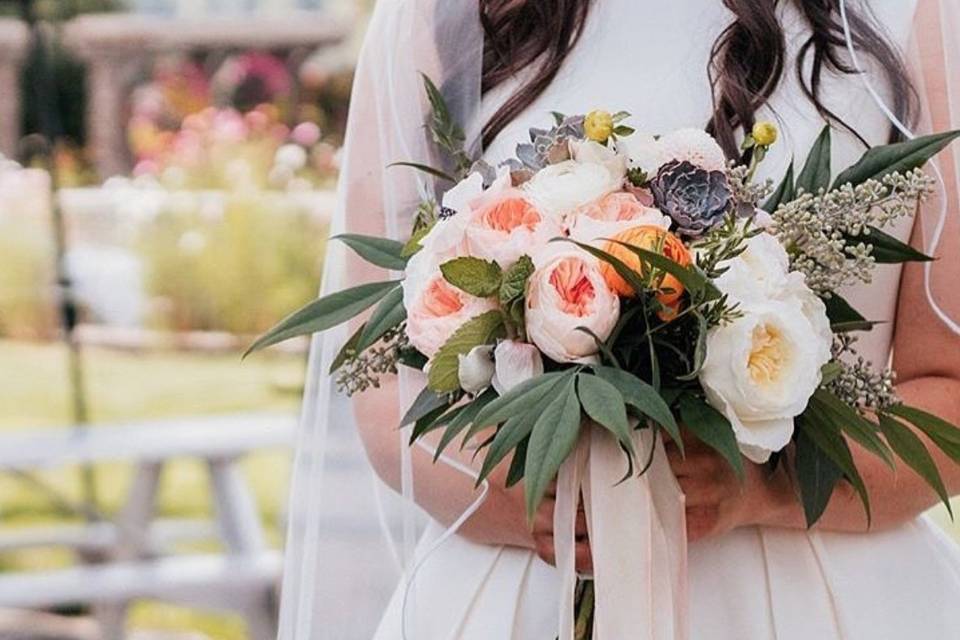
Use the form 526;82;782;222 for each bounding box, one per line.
479;0;916;157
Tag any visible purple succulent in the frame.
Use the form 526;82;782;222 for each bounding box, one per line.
650;160;732;237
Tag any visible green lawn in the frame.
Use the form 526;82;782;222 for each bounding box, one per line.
0;339;304;639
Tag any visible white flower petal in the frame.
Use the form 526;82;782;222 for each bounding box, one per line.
458;345;495;394
492;341;544;395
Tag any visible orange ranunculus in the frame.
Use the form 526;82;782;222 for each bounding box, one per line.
600;225;692;301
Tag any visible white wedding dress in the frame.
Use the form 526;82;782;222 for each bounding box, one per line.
360;1;960;639
276;0;960;638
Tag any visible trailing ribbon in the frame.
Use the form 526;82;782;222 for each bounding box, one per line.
556;425;688;639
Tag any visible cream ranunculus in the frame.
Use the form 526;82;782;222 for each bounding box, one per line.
492;340;544;395
522;144;626;220
699;300;832;463
525;248;620;364
615;132;661;174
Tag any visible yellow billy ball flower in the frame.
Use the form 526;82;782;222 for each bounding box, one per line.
752;121;779;147
584;110;615;143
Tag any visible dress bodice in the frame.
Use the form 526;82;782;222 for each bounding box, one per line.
479;0;921;367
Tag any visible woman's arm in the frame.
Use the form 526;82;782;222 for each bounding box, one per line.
670;0;960;541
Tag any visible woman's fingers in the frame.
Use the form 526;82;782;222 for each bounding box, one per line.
533;534;593;573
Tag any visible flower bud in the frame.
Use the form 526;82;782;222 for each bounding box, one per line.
752;122;778;147
584;110;614;143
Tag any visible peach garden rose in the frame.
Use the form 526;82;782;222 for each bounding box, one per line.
525;249;620;364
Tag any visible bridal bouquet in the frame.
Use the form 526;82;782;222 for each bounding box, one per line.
248;78;960;636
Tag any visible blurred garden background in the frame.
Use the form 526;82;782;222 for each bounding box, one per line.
0;1;369;638
2;2;960;640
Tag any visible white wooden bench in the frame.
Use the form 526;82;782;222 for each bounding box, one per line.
0;412;296;640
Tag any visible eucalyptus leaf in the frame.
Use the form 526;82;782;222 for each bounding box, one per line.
245;280;401;356
434;390;497;462
524;376;582;519
801;403;872;525
762;161;795;213
832;130;960;189
678;394;745;480
356;286;406;352
811;390;895;469
888;405;960;462
399;387;451;428
329;322;365;374
877;413;953;517
594;366;680;451
823;294;866;326
860;226;933;264
333;234;407;271
607;241;721;300
795;126;832;194
577;373;634;458
470;371;570;438
795;422;844;527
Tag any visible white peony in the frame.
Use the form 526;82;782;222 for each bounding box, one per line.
712;232;791;303
699;300;832;463
699;231;832;463
525;248;620;364
492;340;544;395
523;151;626;220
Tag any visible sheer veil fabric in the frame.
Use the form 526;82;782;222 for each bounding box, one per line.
279;1;960;638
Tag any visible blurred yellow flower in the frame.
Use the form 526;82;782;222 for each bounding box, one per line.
752;121;779;147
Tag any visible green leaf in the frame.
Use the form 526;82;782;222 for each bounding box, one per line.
440;257;503;298
329;322;365;374
477;373;572;483
577;373;634;457
434;390;497;461
820;361;843;386
613;125;635;136
795;423;844;527
593;366;680;451
499;255;535;305
470;371;570;438
823;294;866;326
505;438;529;488
245;280;400;356
811;390;895;469
402;222;435;258
356;286;406;352
860;226;934;264
795;126;832;194
832;129;960;189
762;161;795;213
524;375;582;519
801;403;872;525
678;394;745;480
877;413;953;517
428;310;507;393
411;403;455;443
607;242;721;300
888;404;960;462
557;238;648;297
333;234;407;271
399;387;450;427
387;161;456;184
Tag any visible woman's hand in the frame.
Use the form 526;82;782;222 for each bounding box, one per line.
665;432;793;542
531;482;593;573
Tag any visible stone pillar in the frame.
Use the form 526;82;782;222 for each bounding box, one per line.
0;19;29;159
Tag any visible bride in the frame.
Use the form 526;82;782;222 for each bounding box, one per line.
279;0;960;638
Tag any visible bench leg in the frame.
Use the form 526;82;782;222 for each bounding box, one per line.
93;461;164;640
207;457;277;639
